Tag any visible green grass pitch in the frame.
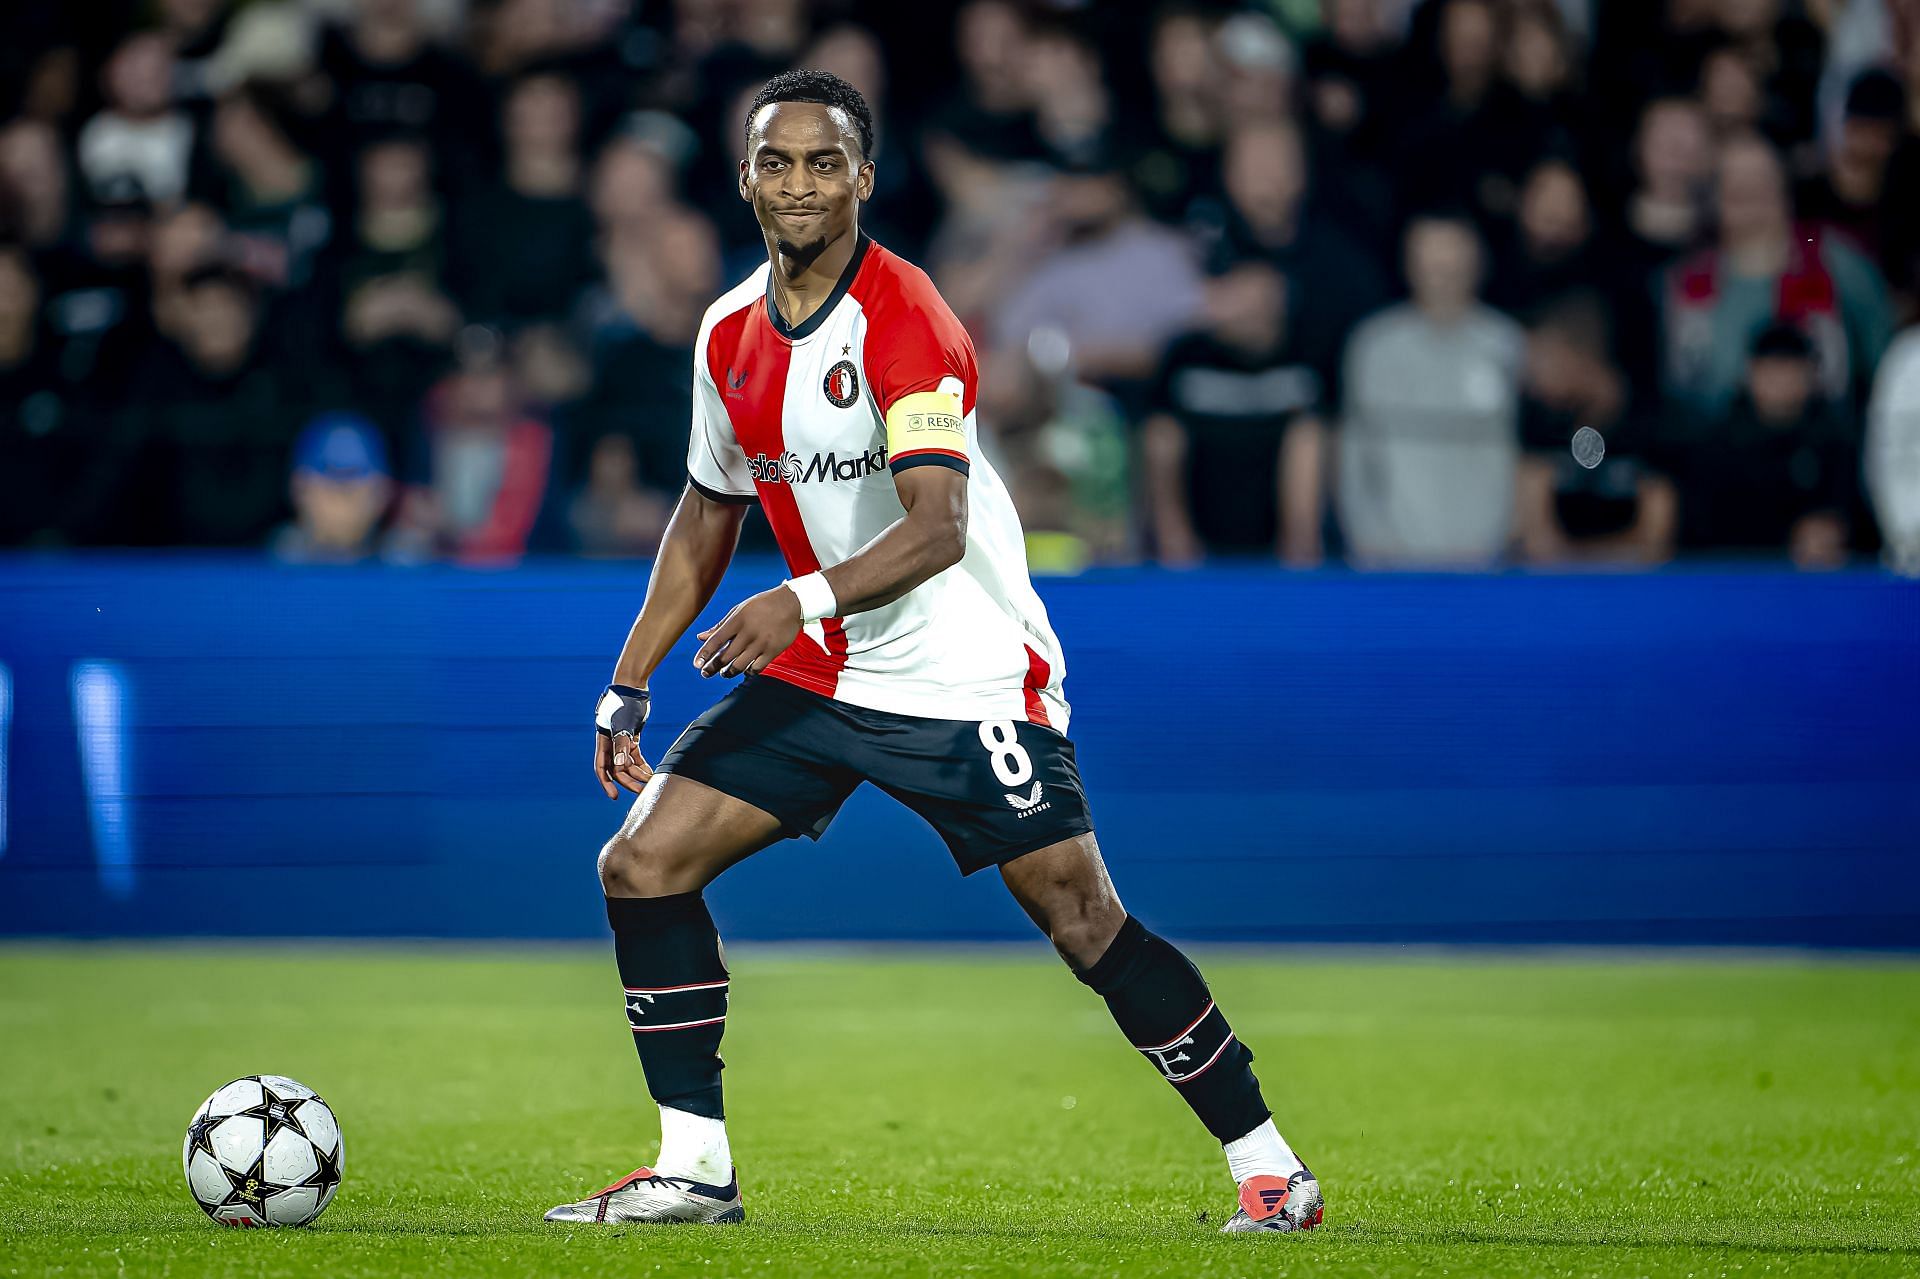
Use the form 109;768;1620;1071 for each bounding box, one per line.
2;945;1918;1278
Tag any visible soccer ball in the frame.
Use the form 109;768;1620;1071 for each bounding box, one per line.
182;1075;345;1227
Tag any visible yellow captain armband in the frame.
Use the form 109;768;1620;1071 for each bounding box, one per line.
886;385;968;471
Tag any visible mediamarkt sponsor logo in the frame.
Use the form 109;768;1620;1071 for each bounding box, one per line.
747;447;887;483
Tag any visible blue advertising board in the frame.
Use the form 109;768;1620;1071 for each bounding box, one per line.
2;558;1915;945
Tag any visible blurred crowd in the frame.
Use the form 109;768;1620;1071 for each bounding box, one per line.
6;0;1920;571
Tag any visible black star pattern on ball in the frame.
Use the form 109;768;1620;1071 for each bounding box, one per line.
225;1152;270;1209
311;1139;343;1189
234;1079;308;1141
186;1112;221;1160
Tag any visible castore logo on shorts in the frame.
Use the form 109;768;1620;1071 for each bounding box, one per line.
748;447;887;484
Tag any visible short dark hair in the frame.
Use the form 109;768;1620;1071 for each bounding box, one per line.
1750;321;1814;362
746;70;874;160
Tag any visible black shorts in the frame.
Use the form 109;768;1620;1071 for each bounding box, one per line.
654;675;1095;875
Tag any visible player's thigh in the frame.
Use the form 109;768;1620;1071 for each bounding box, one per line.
598;772;785;895
999;832;1123;923
998;832;1127;962
651;675;864;842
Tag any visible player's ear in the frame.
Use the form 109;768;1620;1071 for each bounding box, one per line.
856;159;875;202
738;157;751;202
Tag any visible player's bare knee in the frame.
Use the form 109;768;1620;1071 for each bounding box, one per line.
598;831;688;898
1046;895;1126;969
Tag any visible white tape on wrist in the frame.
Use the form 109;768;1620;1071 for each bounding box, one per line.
784;572;838;624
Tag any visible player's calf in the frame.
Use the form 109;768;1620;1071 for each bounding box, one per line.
1074;914;1323;1233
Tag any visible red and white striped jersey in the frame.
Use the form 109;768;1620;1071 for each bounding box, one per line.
687;235;1068;729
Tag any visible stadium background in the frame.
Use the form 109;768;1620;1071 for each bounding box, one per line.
4;5;1920;1275
2;0;1918;946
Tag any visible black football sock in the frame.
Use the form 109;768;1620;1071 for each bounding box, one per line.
1075;914;1271;1143
606;892;730;1120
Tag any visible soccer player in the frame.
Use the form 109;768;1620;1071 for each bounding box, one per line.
544;71;1323;1235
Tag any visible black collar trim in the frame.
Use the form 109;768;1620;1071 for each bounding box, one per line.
765;232;871;341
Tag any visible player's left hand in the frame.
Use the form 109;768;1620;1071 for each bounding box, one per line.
694;587;803;677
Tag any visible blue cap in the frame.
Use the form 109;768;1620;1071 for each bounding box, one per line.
294;413;390;480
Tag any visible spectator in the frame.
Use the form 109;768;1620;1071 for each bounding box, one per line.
1662;132;1893;418
324;135;461;438
1502;0;1599;167
567;431;673;558
1865;324;1920;573
804;23;932;254
316;0;489;185
572;208;720;497
1023;21;1121;172
0;245;86;545
1662;322;1855;568
148;201;227;339
1589;2;1719;130
0;10;79;125
589;138;677;245
1140;263;1327;566
387;352;557;563
1338;213;1525;567
270;412;395;563
1214;12;1296;129
475;0;612;81
1301;0;1401;162
990;154;1203;389
59;179;160;397
112;265;305;546
922;136;1056;340
178;0;322;98
1698;42;1769;141
1394;0;1553;232
196;84;332;289
77;32;194;207
160;0;238;108
1195;118;1390;405
977;349;1132;571
1710;0;1826;153
453;72;598;329
0;119;74;255
927;0;1040;163
1132;5;1225;223
1797;70;1914;315
1513;295;1677;565
509;321;590;436
1614;97;1715;279
1488;157;1603;320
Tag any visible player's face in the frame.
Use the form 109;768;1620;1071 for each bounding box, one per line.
740;102;873;263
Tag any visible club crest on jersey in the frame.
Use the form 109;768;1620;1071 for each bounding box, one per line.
823;360;860;408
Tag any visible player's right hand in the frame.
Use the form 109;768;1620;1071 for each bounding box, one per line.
594;685;653;799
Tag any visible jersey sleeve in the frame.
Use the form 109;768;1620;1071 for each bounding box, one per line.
686;341;757;503
867;279;978;478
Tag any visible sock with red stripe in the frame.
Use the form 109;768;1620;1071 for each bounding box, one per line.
1074;914;1272;1144
607;892;730;1121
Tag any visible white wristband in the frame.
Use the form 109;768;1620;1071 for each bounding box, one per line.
783;571;838;623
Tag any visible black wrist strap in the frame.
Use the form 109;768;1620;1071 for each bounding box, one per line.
595;684;650;737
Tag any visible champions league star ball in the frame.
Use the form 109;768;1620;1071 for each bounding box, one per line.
182;1076;345;1227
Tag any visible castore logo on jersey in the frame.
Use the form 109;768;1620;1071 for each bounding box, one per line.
748;447;888;484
